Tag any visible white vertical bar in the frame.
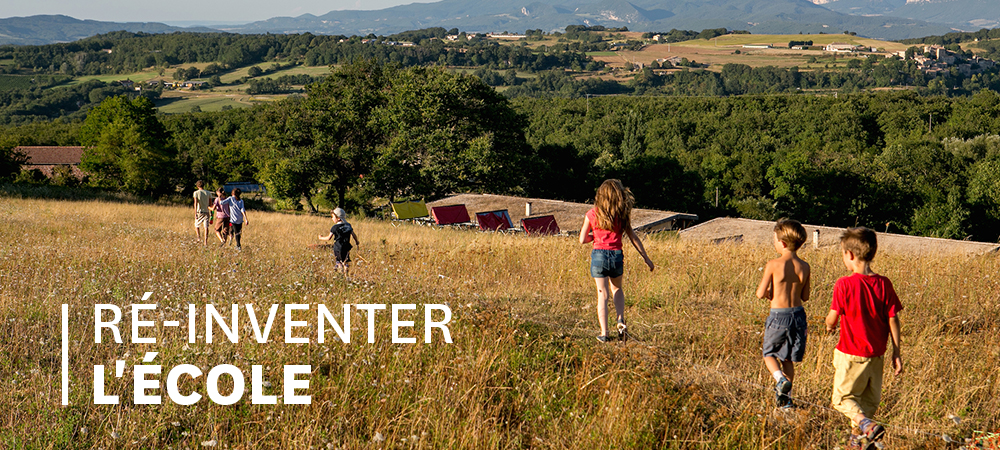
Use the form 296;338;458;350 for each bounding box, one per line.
62;303;68;406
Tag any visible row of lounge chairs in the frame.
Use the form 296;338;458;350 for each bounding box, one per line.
389;200;561;236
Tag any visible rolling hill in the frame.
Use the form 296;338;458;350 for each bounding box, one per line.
0;15;216;46
816;0;1000;29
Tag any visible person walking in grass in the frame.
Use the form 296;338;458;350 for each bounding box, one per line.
755;219;811;409
579;179;654;343
193;180;212;246
825;227;903;449
319;208;359;274
220;188;248;251
210;187;231;246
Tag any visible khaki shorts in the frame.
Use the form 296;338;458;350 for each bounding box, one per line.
195;212;210;227
831;348;883;419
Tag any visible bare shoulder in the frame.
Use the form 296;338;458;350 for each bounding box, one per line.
793;256;811;276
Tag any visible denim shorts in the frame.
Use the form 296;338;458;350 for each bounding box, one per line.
590;249;624;278
762;306;808;362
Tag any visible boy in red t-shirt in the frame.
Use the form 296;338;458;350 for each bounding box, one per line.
825;227;903;449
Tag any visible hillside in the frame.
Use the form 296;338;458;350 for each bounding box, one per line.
0;15;216;46
819;0;1000;29
1;196;997;447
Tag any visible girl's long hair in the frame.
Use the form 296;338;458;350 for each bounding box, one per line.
594;179;633;231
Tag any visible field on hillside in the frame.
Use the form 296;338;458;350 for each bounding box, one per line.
68;70;161;86
155;93;255;113
677;35;907;52
2;197;999;449
585;34;909;71
218;65;333;85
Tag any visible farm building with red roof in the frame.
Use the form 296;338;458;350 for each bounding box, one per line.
15;146;86;179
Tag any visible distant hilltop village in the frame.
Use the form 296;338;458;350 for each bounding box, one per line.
818;42;996;76
893;44;996;76
726;40;997;77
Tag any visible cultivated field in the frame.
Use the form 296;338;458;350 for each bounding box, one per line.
155;92;256;114
586;33;909;71
1;197;999;449
68;70;162;86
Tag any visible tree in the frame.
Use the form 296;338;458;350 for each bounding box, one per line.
0;135;28;181
258;59;390;209
258;60;531;208
80;96;176;196
247;66;263;78
368;66;529;200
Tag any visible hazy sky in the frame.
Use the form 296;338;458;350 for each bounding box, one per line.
3;0;439;24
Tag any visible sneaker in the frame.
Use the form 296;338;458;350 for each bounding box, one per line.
596;335;612;343
863;423;885;443
616;321;628;343
774;376;792;407
846;434;863;450
776;376;792;395
774;391;791;408
778;397;795;409
236;245;242;251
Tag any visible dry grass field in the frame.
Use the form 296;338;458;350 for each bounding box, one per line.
1;197;999;449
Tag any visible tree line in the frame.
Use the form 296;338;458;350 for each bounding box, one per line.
0;79;159;125
501;58;1000;98
0;30;602;77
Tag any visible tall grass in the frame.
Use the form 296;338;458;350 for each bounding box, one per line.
0;197;997;449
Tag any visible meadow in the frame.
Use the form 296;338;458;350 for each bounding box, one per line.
1;197;998;449
155;94;254;114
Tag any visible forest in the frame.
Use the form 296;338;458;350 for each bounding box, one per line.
0;27;999;126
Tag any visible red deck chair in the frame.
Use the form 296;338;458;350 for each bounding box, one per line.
431;204;471;225
475;210;514;231
520;215;560;236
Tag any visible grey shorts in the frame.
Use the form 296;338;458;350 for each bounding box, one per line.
762;306;807;362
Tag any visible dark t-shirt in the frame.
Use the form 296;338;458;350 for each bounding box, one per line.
330;222;353;262
331;223;353;247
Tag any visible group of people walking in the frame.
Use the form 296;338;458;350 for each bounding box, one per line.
188;175;903;448
192;180;359;272
192;180;248;250
580;179;902;450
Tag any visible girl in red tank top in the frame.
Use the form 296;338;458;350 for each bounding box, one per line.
579;179;655;343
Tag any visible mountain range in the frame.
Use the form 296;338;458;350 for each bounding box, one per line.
223;0;959;40
0;15;214;46
813;0;1000;29
1;0;996;46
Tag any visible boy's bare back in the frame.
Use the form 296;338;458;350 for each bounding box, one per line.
758;253;811;309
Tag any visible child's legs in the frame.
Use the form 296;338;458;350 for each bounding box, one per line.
858;357;884;418
764;356;783;375
762;311;797;379
609;275;625;324
593;277;611;336
782;360;795;382
831;349;873;422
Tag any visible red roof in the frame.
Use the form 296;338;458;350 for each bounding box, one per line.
16;146;85;165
